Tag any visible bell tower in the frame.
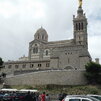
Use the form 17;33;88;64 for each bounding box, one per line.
73;5;88;47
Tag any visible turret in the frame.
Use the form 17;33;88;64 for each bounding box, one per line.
73;6;88;47
34;27;48;42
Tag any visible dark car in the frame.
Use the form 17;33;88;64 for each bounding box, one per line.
2;93;16;101
0;93;4;101
14;93;26;101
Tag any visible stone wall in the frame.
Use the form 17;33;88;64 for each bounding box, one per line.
4;70;87;86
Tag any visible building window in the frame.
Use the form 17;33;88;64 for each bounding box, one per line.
35;44;37;46
42;35;44;40
68;58;70;63
79;41;81;45
79;36;80;40
79;23;80;30
36;47;38;53
37;34;40;39
22;64;26;68
33;47;38;54
38;64;41;67
8;65;12;69
15;65;19;69
81;22;83;30
30;64;34;68
46;63;50;67
33;48;35;53
76;23;78;30
46;50;48;56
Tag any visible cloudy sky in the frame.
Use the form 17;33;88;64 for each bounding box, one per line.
0;0;101;63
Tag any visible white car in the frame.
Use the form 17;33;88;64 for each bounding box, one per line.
87;95;101;101
62;95;100;101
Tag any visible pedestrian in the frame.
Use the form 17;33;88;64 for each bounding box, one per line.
46;94;50;101
58;93;62;101
36;92;40;101
31;92;36;101
24;91;33;101
40;92;46;101
38;94;41;101
61;93;67;101
58;93;67;101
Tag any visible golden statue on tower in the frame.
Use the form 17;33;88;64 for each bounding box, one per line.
79;0;82;8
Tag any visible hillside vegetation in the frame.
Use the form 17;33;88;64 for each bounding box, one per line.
10;85;101;95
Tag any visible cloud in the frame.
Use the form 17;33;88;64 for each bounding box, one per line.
0;0;101;63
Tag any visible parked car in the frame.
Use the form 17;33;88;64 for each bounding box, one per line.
2;93;16;101
87;95;101;101
62;95;100;101
15;93;26;101
0;93;4;101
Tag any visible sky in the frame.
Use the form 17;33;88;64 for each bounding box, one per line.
0;0;101;63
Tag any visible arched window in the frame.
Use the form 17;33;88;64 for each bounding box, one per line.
22;64;26;68
81;22;83;30
76;23;78;30
38;64;41;67
64;66;73;70
46;50;48;56
30;64;34;68
68;58;70;63
35;44;37;46
79;41;81;45
37;34;40;39
33;48;35;53
42;35;44;40
33;47;38;54
79;23;81;30
46;63;50;67
35;47;38;53
79;36;80;40
15;65;19;69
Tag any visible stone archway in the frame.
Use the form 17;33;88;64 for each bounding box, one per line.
64;65;74;70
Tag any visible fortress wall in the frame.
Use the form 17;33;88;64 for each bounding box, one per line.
4;70;87;86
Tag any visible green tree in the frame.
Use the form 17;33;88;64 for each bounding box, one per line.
85;62;101;84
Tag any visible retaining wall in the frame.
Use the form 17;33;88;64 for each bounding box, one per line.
4;70;87;86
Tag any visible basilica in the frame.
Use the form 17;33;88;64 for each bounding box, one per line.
3;6;91;76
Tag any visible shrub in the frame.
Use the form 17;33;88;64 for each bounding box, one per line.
85;62;101;84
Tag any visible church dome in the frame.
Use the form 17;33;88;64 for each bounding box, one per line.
34;27;48;42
